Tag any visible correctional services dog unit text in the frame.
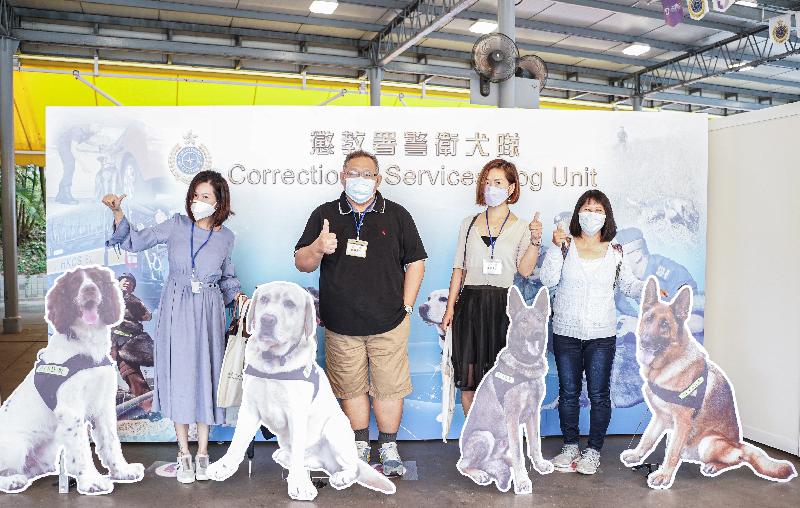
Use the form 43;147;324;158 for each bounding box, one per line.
227;163;599;191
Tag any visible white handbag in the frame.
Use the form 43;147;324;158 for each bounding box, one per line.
217;298;251;409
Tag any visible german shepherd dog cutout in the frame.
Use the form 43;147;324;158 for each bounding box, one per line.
621;276;797;489
457;286;553;495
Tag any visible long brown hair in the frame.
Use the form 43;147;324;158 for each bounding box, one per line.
185;170;234;227
475;158;520;206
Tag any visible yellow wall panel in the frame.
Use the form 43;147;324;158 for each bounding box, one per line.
94;74;179;106
177;78;258;105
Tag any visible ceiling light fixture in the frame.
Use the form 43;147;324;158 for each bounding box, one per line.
469;20;498;34
622;43;651;56
309;1;338;15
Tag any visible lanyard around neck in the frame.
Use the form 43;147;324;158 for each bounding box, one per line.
351;198;376;240
485;209;510;259
190;222;214;272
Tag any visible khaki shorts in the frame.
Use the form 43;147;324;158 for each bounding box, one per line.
324;316;412;400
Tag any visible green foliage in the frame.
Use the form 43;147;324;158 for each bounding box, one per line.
0;165;47;274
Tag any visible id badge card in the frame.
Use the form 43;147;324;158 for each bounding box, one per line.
191;280;201;293
346;239;368;258
483;258;503;275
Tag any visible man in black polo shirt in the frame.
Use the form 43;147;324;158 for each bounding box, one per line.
295;149;426;476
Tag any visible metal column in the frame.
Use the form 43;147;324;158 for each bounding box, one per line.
367;66;382;106
1;36;20;334
498;0;515;109
631;75;643;111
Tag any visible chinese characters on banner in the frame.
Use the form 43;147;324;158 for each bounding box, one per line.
310;131;521;158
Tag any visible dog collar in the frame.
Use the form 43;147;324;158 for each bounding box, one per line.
648;361;709;417
260;341;301;366
499;352;545;379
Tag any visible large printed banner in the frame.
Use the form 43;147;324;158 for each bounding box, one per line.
46;106;708;441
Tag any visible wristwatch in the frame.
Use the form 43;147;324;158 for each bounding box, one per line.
404;305;413;316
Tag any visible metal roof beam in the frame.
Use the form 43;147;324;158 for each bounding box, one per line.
370;0;478;66
388;60;768;109
13;28;772;111
14;8;367;50
629;25;800;98
553;0;798;44
431;30;800;89
16;12;800;94
12;28;372;68
552;0;754;32
413;45;800;101
62;2;800;70
77;0;385;32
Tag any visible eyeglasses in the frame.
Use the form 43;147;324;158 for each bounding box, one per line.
345;170;378;179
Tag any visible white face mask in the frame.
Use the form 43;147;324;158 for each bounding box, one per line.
345;177;376;204
484;185;510;208
578;211;606;236
191;200;216;221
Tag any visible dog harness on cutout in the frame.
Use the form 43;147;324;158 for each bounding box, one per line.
490;353;546;404
33;353;113;411
244;363;320;400
491;366;528;404
648;361;709;417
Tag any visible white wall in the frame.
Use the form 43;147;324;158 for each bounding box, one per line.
707;102;800;455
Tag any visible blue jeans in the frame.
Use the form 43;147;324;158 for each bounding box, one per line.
553;334;616;451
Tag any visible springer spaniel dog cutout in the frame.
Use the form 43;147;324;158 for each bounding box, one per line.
0;265;144;495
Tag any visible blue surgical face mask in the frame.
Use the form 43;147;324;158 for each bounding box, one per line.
345;177;376;204
484;185;510;208
578;211;606;236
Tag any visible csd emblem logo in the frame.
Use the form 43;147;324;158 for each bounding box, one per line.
168;131;212;183
772;19;790;44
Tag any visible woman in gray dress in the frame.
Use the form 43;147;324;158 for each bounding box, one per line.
101;170;247;485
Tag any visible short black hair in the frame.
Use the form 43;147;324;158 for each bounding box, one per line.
569;189;617;242
343;150;379;172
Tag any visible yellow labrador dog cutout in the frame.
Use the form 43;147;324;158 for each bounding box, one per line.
621;276;797;489
206;281;395;501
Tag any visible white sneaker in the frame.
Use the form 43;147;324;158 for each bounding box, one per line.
576;448;601;475
552;444;580;472
379;442;405;476
356;440;371;463
176;453;195;484
195;454;209;481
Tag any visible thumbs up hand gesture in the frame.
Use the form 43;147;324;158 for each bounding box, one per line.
529;211;542;244
552;222;569;247
316;219;338;255
101;193;126;212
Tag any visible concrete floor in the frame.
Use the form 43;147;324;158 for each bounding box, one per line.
1;301;798;507
0;438;797;507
